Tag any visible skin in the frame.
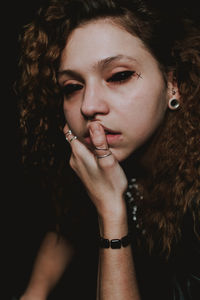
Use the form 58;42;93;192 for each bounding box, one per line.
20;232;73;300
58;19;170;163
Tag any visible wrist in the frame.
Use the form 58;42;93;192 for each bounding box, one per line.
99;233;131;249
20;289;47;300
20;295;46;300
97;195;127;219
98;203;129;238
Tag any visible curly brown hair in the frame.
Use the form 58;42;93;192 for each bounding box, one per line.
16;0;200;256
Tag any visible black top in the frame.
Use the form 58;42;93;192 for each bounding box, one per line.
12;191;200;300
132;212;200;300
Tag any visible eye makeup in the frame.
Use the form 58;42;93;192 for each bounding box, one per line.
61;83;83;97
107;70;136;83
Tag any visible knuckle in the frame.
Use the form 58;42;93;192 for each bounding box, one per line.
95;141;105;149
94;136;105;147
99;156;115;169
72;145;82;158
69;144;85;166
63;124;69;134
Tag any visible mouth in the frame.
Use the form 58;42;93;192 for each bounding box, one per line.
102;126;121;136
84;125;122;146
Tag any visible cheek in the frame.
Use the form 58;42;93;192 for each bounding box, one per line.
116;83;167;135
63;101;80;127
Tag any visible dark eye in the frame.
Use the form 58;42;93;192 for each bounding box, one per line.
107;70;135;83
62;84;83;97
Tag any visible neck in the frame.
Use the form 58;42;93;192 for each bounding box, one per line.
120;123;164;182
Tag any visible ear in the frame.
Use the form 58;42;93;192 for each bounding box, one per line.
167;71;181;101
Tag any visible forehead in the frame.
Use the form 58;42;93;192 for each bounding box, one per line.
59;19;148;71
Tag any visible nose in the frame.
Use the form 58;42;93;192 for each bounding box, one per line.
80;82;109;120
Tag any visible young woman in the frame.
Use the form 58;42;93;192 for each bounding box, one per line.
16;0;200;299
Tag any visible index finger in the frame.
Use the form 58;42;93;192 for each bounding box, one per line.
63;123;93;160
63;123;78;143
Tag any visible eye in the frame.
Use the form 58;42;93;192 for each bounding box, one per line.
61;83;83;97
107;70;135;83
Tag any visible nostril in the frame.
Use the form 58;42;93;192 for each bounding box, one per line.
87;114;96;121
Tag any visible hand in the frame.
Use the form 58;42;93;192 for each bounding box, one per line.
63;122;128;218
20;295;46;300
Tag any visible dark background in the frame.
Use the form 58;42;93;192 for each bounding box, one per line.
6;1;199;300
7;2;52;299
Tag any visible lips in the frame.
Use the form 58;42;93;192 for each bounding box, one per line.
104;131;122;145
101;126;121;136
84;125;120;138
84;125;121;146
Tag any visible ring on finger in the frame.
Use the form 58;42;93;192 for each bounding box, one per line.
95;146;109;151
65;130;72;137
96;151;112;159
69;136;77;143
64;130;77;143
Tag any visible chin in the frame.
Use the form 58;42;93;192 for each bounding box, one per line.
111;148;134;163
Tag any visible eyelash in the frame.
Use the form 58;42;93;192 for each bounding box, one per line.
61;84;83;97
107;70;136;83
61;70;136;97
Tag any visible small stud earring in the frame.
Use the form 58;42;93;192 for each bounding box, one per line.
168;98;180;110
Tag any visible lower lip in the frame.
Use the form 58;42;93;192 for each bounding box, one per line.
106;134;121;144
84;134;121;146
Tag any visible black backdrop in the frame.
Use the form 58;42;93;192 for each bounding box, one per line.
7;2;52;299
7;1;199;300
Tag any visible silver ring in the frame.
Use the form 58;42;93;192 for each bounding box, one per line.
65;130;72;137
97;151;112;159
69;136;77;143
95;146;109;151
65;130;77;143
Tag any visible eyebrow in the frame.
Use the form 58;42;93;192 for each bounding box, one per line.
57;69;83;82
57;55;137;81
97;54;137;69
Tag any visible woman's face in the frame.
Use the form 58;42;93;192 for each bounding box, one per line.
58;19;169;162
